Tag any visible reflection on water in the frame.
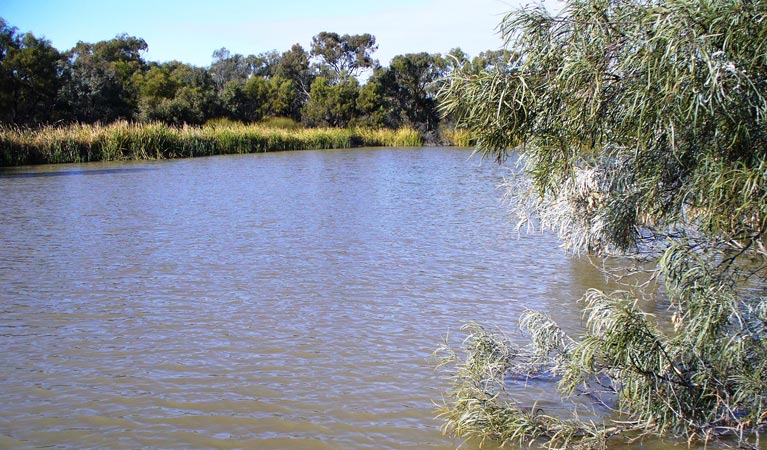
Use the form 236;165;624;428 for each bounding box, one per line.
0;148;620;449
0;167;157;178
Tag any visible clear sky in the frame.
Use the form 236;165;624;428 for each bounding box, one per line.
1;0;541;67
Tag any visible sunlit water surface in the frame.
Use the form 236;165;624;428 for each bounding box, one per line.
0;148;690;449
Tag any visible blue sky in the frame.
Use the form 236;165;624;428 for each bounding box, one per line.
1;0;541;67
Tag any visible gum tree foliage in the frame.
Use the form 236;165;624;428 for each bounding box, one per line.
59;34;148;123
309;31;378;80
354;69;390;128
208;48;280;88
220;75;297;123
274;44;314;118
135;62;180;122
378;52;445;133
209;47;254;89
0;19;60;124
136;61;219;125
351;52;450;132
211;47;298;123
302;74;359;128
437;0;767;448
470;49;516;74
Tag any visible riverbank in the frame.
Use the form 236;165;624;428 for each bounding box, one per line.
0;122;429;166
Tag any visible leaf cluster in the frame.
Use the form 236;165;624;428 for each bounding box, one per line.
440;0;767;254
436;0;767;447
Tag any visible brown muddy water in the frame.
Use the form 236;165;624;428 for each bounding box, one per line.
0;147;698;449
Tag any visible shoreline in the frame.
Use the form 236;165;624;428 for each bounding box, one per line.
0;122;438;167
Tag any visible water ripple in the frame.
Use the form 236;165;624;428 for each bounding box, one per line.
0;148;607;449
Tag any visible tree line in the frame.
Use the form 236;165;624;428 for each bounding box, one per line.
0;18;510;138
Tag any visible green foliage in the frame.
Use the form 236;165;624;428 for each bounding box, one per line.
258;117;301;130
0;19;60;124
0;17;460;135
0;15;504;143
302;75;360;128
383;52;445;133
208;47;263;89
274;44;313;105
354;79;388;129
310;31;378;79
435;321;613;450
437;0;767;447
136;62;219;125
58;33;148;123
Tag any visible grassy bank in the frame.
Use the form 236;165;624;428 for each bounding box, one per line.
0;122;425;166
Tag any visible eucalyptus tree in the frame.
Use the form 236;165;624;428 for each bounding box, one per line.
136;61;219;125
274;44;314;118
309;31;378;80
209;47;252;89
470;49;516;74
302;74;359;128
355;70;390;128
437;0;767;448
59;34;148;122
0;19;60;124
219;74;297;123
384;52;444;132
208;48;279;87
442;47;469;74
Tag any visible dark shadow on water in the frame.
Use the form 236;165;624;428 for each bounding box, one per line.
0;167;157;178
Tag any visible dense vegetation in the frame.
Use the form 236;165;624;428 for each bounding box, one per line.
0;17;503;157
0;121;422;165
437;0;767;448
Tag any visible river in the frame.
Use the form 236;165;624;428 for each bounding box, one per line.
1;147;625;449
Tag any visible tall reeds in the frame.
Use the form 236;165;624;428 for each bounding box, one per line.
440;127;474;147
351;127;423;148
0;121;424;166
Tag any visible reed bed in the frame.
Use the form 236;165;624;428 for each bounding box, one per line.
351;127;423;148
0;122;423;166
440;128;475;147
